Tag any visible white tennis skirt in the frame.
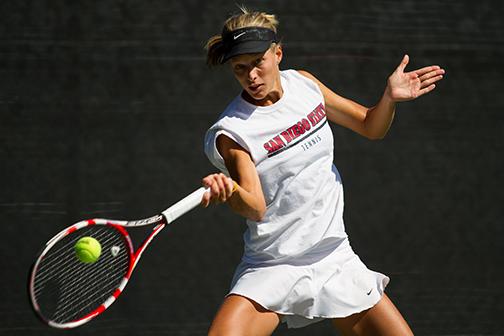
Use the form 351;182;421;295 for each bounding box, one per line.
228;237;390;329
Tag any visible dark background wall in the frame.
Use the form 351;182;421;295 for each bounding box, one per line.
1;0;502;335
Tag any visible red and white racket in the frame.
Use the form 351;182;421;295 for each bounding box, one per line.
28;187;208;329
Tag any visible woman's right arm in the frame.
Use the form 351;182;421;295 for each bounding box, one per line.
200;134;266;222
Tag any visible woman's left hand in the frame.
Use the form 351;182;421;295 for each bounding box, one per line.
386;54;445;102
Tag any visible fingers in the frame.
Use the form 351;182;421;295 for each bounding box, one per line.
417;83;437;97
415;65;444;77
418;68;445;86
389;54;445;100
396;54;409;73
413;68;444;98
399;54;445;82
200;191;211;208
419;74;444;89
201;173;236;206
410;75;441;99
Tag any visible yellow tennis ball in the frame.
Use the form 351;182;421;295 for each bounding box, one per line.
75;236;102;263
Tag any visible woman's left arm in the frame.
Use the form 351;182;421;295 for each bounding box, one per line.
299;54;445;139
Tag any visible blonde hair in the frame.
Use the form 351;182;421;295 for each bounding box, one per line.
205;6;279;66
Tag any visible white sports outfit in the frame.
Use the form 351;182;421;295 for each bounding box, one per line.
204;69;389;328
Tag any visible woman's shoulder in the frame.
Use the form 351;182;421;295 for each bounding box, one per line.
206;96;254;138
281;69;317;84
212;96;251;125
281;69;323;97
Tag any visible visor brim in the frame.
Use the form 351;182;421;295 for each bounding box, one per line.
221;40;274;64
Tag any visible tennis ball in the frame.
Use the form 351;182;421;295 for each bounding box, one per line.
75;236;102;263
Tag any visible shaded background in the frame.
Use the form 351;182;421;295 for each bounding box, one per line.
1;0;503;335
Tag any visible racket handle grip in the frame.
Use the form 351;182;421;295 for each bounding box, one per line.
162;187;209;224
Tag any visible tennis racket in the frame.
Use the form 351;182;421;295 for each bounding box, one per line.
28;187;208;329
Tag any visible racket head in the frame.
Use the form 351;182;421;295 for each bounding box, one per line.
28;219;134;329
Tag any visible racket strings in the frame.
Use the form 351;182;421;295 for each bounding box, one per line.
33;230;122;289
33;225;130;324
52;253;129;320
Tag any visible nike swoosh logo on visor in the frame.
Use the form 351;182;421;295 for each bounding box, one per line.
233;32;246;40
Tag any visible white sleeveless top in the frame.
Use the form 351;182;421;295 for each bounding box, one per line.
204;69;347;265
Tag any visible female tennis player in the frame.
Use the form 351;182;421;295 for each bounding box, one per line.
200;8;444;336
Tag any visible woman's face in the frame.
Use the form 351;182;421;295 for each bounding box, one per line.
229;45;283;106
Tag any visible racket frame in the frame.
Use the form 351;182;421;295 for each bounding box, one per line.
28;187;207;329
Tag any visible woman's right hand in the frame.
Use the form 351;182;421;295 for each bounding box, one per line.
201;173;235;207
203;134;266;221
